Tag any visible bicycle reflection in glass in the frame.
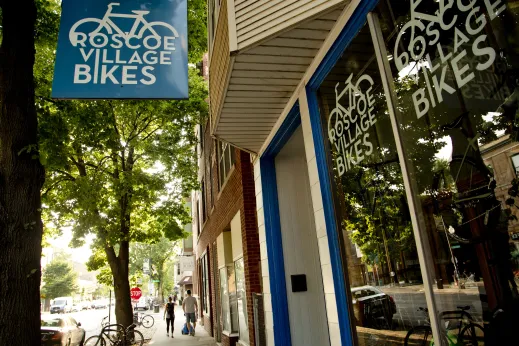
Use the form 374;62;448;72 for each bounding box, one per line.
404;306;484;346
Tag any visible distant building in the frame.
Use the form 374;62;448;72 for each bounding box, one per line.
177;199;194;298
481;134;519;239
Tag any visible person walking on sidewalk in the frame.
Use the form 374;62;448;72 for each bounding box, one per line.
163;296;175;338
182;290;198;336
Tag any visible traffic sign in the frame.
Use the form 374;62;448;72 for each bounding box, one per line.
152;279;160;283
130;287;142;300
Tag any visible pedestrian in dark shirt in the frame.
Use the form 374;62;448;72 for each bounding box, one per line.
163;296;175;338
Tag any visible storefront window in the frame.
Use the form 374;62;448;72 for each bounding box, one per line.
219;265;239;333
318;21;428;345
201;254;210;315
227;264;239;333
235;258;249;344
220;267;230;331
373;0;519;343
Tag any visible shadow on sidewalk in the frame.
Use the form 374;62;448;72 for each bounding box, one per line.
148;306;216;346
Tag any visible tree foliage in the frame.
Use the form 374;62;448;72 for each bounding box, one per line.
32;0;208;326
129;238;180;301
41;261;78;299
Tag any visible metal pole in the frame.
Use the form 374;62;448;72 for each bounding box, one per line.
108;290;111;325
368;12;444;345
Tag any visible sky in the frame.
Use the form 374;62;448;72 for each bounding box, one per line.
46;227;95;264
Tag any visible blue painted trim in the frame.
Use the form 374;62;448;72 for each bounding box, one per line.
305;1;379;346
260;103;301;346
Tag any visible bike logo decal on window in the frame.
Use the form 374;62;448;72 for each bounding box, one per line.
394;0;508;119
328;74;377;177
52;0;188;99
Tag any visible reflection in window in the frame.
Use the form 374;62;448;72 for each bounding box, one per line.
227;265;239;333
512;154;519;175
318;21;426;345
235;258;249;344
376;0;519;344
201;255;210;315
219;267;230;331
218;141;236;188
219;265;239;333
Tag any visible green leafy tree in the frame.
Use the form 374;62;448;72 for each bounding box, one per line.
129;238;180;303
41;261;79;299
0;0;59;343
29;0;207;328
40;81;206;325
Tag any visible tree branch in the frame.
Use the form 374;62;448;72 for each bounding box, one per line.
128;116;156;142
55;170;76;182
42;178;71;197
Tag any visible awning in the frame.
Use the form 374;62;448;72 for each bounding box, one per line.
177;276;192;286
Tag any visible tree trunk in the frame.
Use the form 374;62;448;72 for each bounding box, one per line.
106;244;133;328
0;1;45;345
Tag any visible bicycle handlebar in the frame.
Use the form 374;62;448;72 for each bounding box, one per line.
108;2;121;8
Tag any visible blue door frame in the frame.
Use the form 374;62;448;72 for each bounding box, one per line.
259;103;301;346
260;1;380;345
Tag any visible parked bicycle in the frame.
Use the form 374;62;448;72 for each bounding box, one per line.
84;323;144;346
101;312;154;329
404;306;484;346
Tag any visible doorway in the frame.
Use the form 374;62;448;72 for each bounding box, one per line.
274;126;330;346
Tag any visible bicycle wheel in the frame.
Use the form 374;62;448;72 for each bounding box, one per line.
84;336;107;346
126;329;144;346
141;315;154;328
102;324;125;343
404;326;434;346
459;323;484;345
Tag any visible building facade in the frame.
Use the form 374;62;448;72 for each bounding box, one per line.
176;200;195;298
192;119;262;346
203;0;519;345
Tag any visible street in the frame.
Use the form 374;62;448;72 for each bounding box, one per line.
42;306;159;340
378;284;485;331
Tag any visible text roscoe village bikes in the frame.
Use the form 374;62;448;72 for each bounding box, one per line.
328;0;510;176
395;0;508;119
68;2;179;86
328;74;377;177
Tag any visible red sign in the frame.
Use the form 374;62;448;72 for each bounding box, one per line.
130;287;142;301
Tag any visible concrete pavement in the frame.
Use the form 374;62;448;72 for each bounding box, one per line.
148;306;216;346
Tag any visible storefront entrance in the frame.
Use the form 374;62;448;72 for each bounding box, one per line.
274;126;330;346
304;0;519;345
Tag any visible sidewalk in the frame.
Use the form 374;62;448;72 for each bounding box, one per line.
148;306;216;346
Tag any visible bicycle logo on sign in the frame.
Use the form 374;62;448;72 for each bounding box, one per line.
394;0;506;72
69;2;179;49
328;74;377;176
394;0;507;119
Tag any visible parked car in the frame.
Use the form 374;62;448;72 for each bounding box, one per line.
70;304;80;312
80;302;90;310
135;299;149;311
94;300;107;309
50;297;73;314
351;285;397;329
41;316;85;346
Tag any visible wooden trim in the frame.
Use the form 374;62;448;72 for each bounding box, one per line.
257;0;361;158
237;0;346;50
226;0;238;52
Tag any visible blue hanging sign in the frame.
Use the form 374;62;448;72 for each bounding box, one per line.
52;0;188;99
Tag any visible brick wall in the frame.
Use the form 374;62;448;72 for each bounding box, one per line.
195;120;261;345
239;150;262;346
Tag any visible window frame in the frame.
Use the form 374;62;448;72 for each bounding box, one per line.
218;141;236;190
208;0;221;54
